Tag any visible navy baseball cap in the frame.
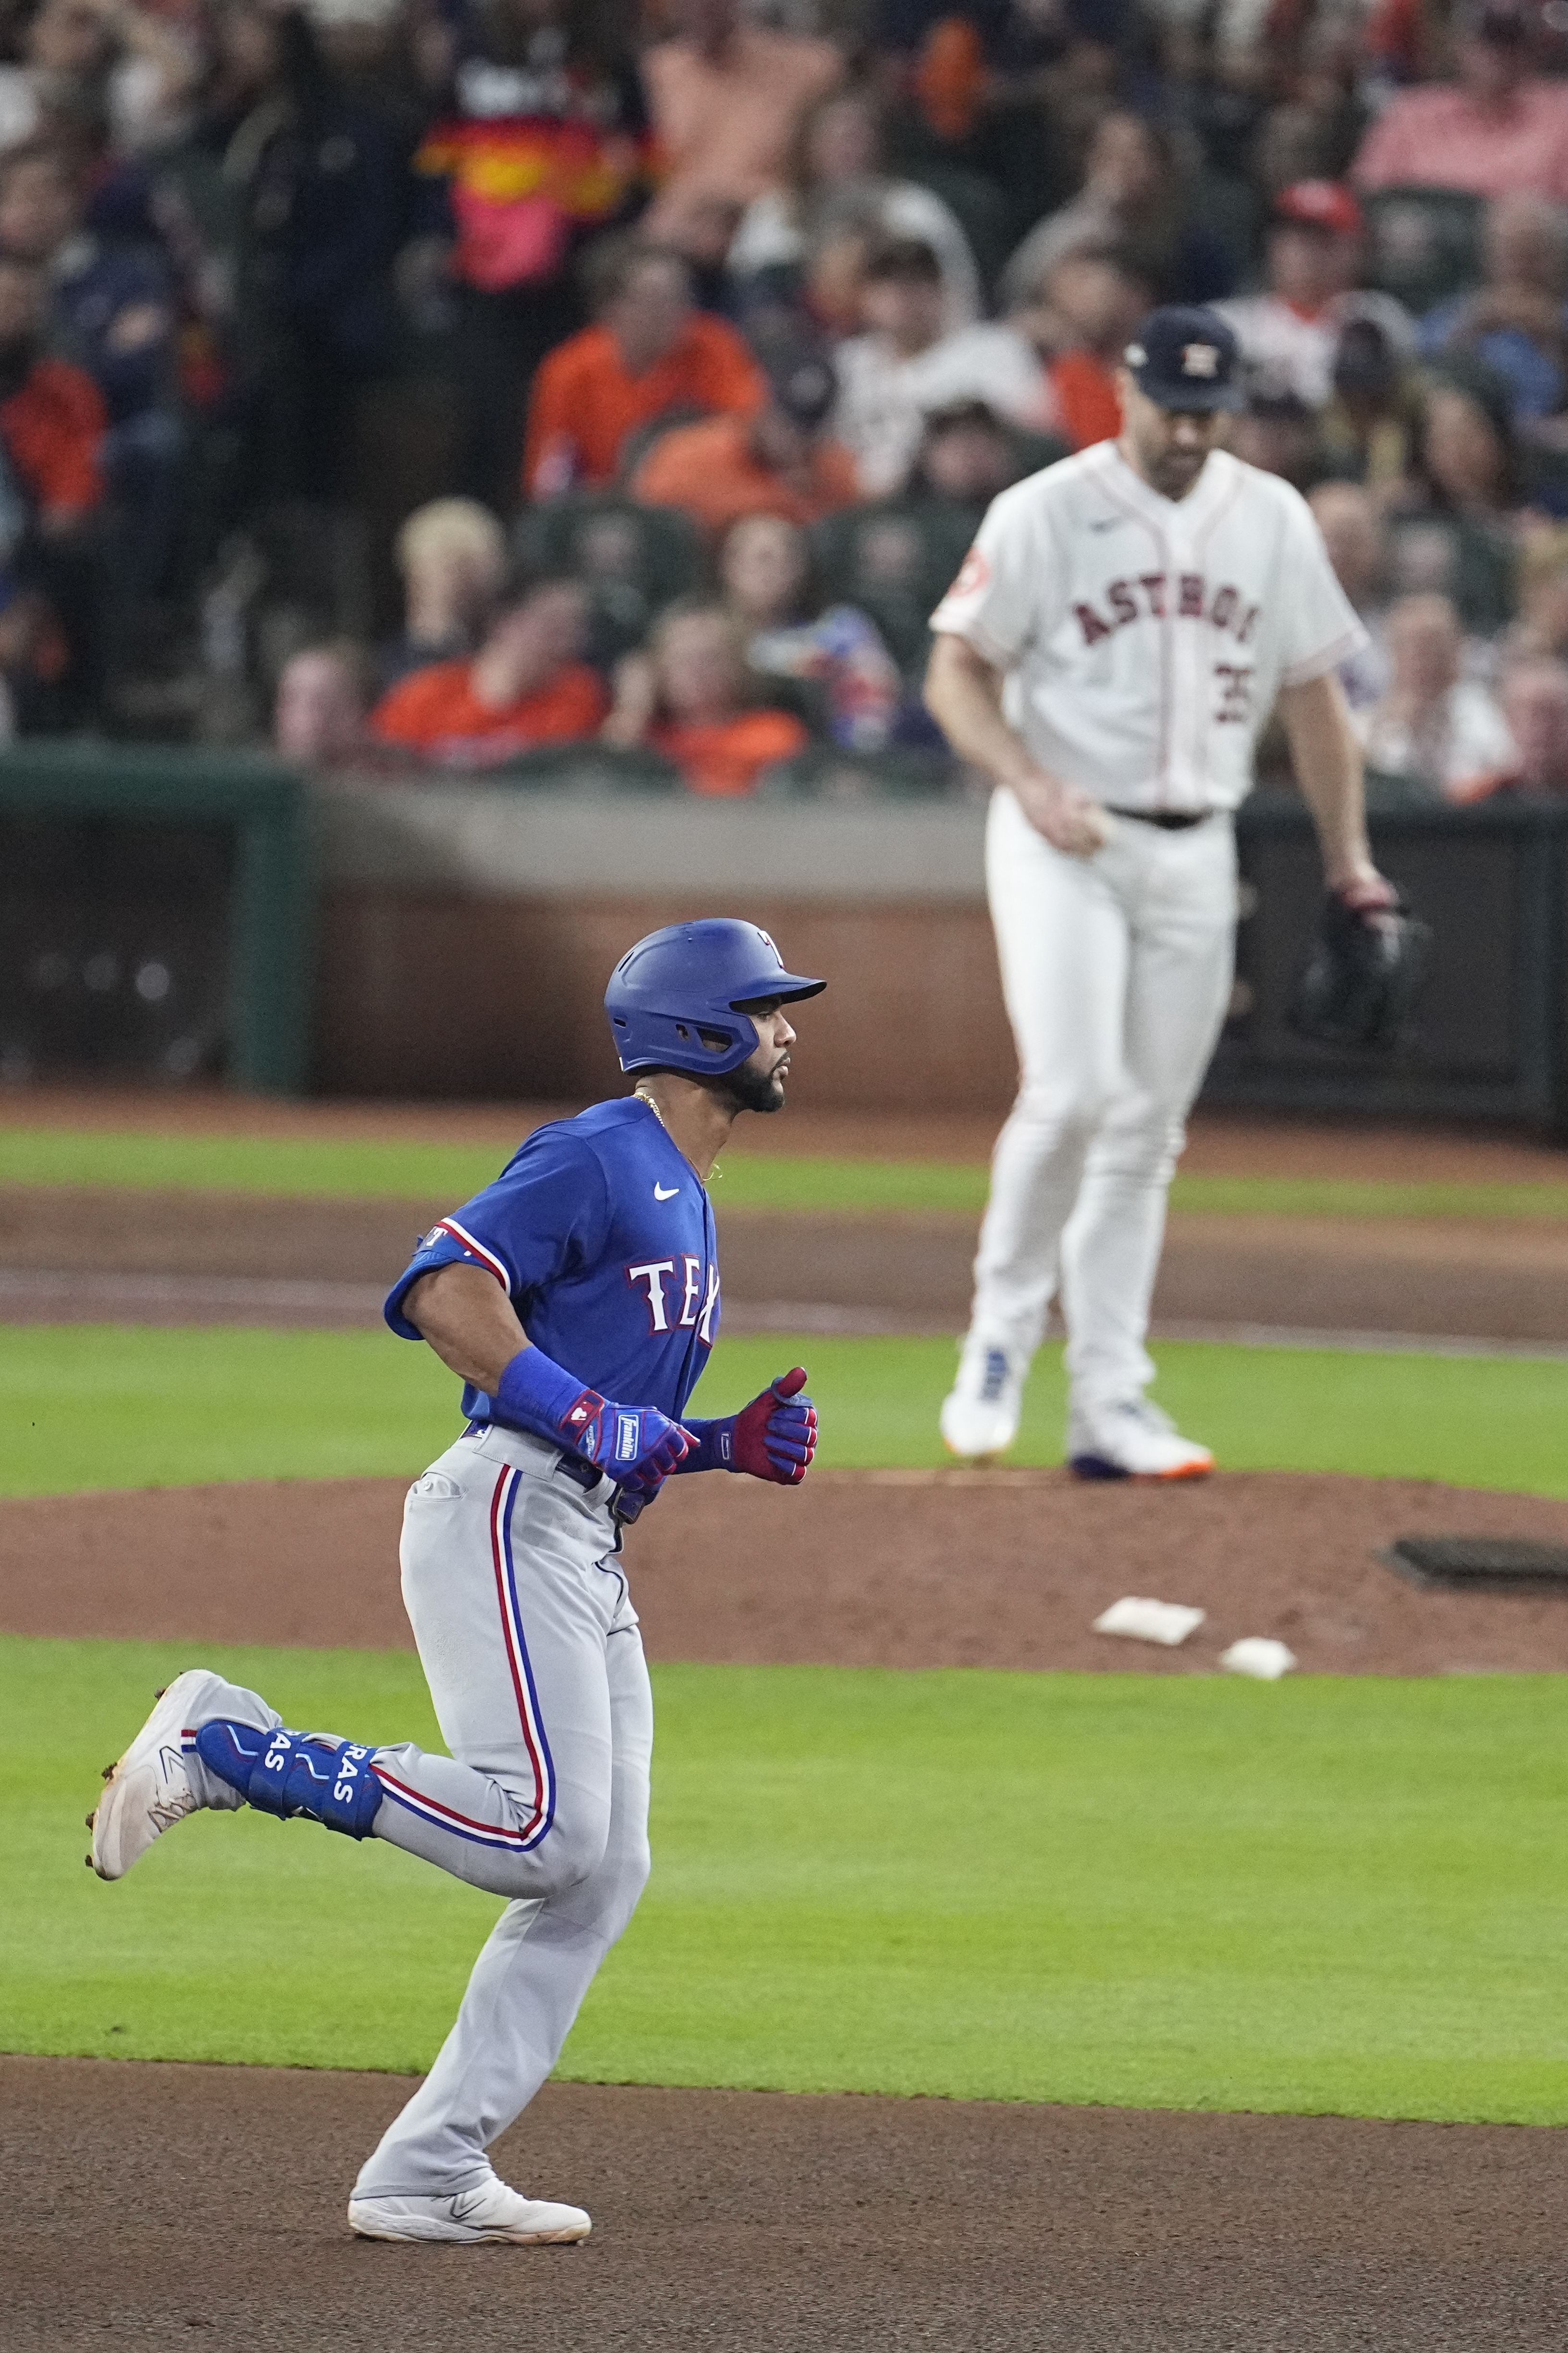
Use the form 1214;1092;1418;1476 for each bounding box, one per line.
1123;306;1244;413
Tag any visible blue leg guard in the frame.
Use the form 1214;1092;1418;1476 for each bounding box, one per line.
195;1721;384;1839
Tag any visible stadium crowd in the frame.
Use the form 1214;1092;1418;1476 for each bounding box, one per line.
3;0;1568;804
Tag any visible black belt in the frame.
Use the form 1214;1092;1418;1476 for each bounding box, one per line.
1104;805;1216;830
466;1420;644;1523
552;1445;644;1524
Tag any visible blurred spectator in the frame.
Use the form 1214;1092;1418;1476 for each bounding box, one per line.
414;0;652;511
522;238;763;500
727;83;980;334
0;142;181;598
0;0;199;159
1309;480;1393;709
0;252;103;529
1419;193;1568;424
1406;367;1528;526
369;577;606;764
1230;386;1321;490
998;112;1235;315
1505;535;1568;659
718;509;901;749
640;0;842;257
227;9;424;511
601;594;808;795
831;237;1046;499
1488;657;1568;791
1353;0;1568;204
380;497;507;690
907;398;1044;521
1382;370;1525;632
1357;591;1516;796
273;639;372;765
1016;246;1150;451
1316;314;1424;489
630;340;858;535
1216;183;1397;410
0;248;106;718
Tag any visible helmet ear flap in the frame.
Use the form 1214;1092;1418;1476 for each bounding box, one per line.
612;1006;758;1075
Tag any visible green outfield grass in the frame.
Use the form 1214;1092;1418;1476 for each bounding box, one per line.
6;1324;1568;1498
6;1636;1568;2122
5;1122;1568;1224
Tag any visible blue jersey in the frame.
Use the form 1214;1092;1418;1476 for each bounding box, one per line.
384;1097;720;1424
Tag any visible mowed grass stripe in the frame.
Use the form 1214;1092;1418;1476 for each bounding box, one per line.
5;1125;1568;1223
6;1638;1568;2121
6;1326;1568;1498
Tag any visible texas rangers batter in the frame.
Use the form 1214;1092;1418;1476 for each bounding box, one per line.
86;919;823;2246
926;304;1392;1477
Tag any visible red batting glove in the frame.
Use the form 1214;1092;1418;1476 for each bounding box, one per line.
731;1367;818;1485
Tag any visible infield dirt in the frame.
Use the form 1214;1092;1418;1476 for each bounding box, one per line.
6;1465;1568;1674
7;2054;1568;2353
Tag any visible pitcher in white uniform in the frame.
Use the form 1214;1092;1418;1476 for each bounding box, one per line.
925;304;1393;1478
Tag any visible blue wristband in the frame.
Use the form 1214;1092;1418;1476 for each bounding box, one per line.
675;1416;734;1473
493;1347;606;1454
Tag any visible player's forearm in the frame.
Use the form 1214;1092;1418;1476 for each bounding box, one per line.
925;630;1107;857
1278;672;1376;892
923;631;1038;787
404;1262;530;1391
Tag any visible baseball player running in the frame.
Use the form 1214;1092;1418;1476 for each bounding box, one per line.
926;304;1392;1477
86;919;823;2246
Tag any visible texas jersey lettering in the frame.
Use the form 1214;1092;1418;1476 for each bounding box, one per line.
930;440;1363;814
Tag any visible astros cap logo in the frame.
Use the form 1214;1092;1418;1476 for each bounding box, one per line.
1181;343;1220;378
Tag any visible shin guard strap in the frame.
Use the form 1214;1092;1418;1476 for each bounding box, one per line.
195;1721;383;1838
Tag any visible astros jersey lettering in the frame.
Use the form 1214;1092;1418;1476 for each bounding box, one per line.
929;441;1365;812
385;1097;719;1423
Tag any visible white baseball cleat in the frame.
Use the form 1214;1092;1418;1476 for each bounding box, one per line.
939;1340;1024;1462
87;1668;226;1881
1068;1397;1213;1483
347;2178;591;2245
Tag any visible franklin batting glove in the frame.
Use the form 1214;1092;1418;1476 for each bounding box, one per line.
494;1347;692;1484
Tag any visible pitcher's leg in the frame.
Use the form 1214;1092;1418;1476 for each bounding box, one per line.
355;1621;654;2199
943;791;1130;1458
970;793;1130;1351
1061;821;1237;1436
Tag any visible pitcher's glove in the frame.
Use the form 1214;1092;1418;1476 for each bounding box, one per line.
678;1367;819;1485
1287;884;1432;1051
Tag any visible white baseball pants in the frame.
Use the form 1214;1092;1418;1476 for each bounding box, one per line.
970;785;1238;1409
186;1423;653;2200
356;1423;653;2197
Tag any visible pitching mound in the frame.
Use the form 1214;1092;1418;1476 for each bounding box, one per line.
6;1467;1568;1674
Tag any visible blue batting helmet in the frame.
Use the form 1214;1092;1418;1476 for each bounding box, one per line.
604;919;826;1078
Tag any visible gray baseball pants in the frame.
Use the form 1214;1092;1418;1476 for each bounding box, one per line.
188;1422;653;2197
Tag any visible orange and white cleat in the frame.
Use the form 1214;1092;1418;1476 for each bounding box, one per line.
1068;1398;1213;1482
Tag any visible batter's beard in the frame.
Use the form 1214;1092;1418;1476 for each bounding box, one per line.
715;1058;787;1115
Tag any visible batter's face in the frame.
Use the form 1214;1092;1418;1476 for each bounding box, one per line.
1117;372;1230;501
725;997;797;1114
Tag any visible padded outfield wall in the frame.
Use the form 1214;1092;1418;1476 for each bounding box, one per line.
4;750;1567;1123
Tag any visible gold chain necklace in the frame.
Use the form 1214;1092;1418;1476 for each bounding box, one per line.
633;1085;721;1182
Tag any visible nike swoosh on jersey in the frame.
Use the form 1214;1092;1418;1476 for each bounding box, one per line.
1087;516;1122;532
653;1183;680;1200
